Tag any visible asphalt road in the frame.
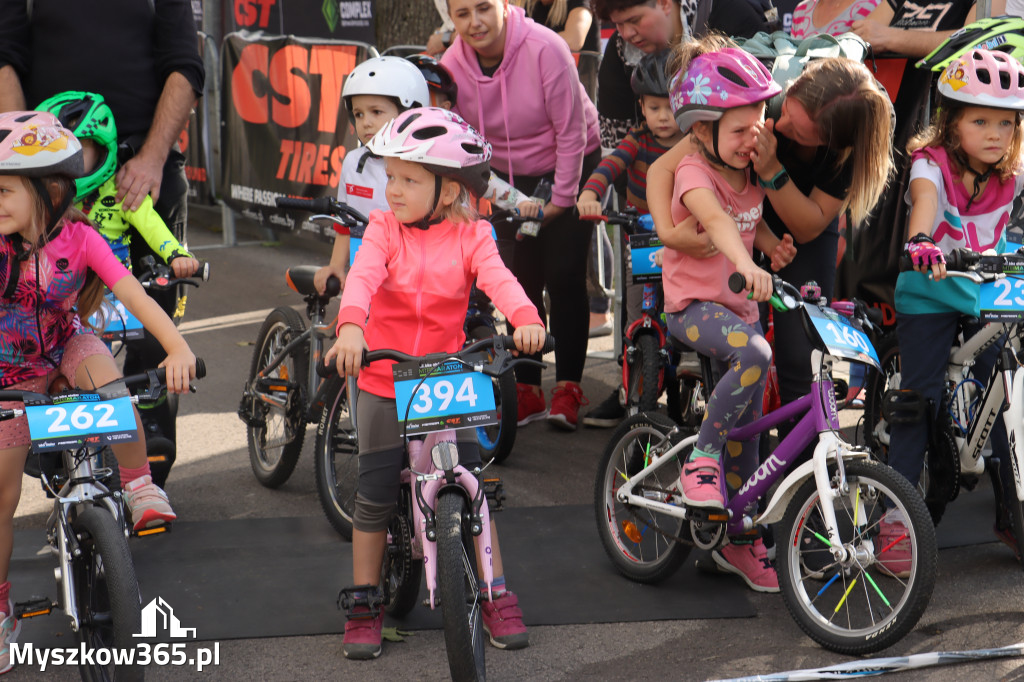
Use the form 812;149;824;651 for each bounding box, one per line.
9;212;1024;681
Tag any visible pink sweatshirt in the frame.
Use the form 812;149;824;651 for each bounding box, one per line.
336;210;543;398
441;5;600;207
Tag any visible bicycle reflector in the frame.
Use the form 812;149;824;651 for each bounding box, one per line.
431;440;460;471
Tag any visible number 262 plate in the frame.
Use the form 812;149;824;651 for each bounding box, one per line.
26;394;138;452
393;358;497;435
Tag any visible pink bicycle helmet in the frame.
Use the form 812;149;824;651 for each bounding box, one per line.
367;107;492;197
0;111;83;177
670;48;781;135
938;48;1024;110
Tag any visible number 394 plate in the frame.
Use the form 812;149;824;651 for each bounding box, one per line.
393;358;497;435
26;394;139;452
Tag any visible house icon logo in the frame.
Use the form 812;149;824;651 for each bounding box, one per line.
134;597;197;639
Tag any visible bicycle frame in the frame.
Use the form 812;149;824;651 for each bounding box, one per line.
615;349;871;549
403;431;495;607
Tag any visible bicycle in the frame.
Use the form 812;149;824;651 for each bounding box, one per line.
864;248;1024;564
90;255;210;489
10;361;206;682
594;273;938;654
237;197;363;525
334;333;553;681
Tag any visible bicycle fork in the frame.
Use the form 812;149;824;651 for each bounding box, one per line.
1001;363;1024;502
407;433;495;608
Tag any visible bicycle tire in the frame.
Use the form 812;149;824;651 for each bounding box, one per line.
475;369;517;465
775;459;937;655
594;412;691;583
624;334;662;415
313;377;358;540
246;307;309;488
435;490;486;682
382;509;422;617
1008;488;1024;570
863;332;901;461
72;506;143;682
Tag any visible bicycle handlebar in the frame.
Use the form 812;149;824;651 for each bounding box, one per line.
579;209;654;235
900;248;1024;280
317;334;556;379
275;196;369;231
137;255;210;290
728;272;802;312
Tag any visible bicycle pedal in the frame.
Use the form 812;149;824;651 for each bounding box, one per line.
687;507;729;524
15;597;54;619
133;523;172;538
483;477;505;512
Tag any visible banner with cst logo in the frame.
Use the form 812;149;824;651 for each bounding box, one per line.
218;30;374;240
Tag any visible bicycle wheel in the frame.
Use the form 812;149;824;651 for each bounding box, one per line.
475;369;517;465
863;332;900;460
1006;481;1024;569
313;377;359;540
594;412;691;583
625;334;662;415
435;490;486;682
72;506;143;682
382;509;423;617
246;307;309;488
775;459;937;655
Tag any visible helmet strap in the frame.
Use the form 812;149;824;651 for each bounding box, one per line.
404;174;446;231
952;149;995;210
28;177;72;246
709;120;750;172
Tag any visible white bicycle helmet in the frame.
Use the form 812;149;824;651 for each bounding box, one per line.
342;56;430;115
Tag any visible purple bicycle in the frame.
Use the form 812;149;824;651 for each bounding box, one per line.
594;274;937;654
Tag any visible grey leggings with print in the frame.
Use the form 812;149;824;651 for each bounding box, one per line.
666;301;771;496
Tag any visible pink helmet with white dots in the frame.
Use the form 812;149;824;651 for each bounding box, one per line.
0;110;83;177
938;48;1024;110
366;107;492;197
670;48;781;135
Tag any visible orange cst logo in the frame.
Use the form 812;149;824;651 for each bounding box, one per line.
230;41;359;188
234;0;278;29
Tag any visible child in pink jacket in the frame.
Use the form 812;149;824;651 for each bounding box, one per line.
326;107;546;661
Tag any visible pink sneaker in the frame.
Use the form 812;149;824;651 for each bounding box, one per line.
516;384;547;426
712;539;779;593
481;591;529;649
0;608;21;675
875;516;912;578
679;456;725;509
122;475;176;531
342;605;384;660
547;382;588;431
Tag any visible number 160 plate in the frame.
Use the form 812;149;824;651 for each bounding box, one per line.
26;393;138;452
393;358;497;435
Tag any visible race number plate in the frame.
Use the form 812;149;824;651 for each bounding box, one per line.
628;232;663;283
89;293;145;342
393;357;497;435
805;305;880;371
26;393;139;452
979;276;1024;322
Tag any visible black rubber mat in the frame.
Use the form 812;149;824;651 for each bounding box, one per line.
10;505;754;643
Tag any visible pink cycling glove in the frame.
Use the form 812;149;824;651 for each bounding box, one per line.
905;234;945;269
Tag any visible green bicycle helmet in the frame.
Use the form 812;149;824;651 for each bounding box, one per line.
918;16;1024;71
36;91;117;201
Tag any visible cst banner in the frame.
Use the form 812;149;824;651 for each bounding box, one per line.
220;32;372;238
229;0;374;43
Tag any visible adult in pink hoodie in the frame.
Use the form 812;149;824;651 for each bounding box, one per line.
442;0;602;430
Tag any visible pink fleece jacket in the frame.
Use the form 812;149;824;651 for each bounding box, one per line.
336;210;544;398
441;5;600;208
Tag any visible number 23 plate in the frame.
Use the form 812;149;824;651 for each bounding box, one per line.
393;358;497;435
26;394;138;452
979;276;1024;322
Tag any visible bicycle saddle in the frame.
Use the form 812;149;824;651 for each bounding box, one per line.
286;266;340;299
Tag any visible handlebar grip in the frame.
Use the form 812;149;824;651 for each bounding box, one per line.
579;214;606;222
728;272;747;294
325;275;342;298
275;196;333;214
195;358;206;380
945;248;979;272
541;334;556;355
317;355;338;379
198;260;211;282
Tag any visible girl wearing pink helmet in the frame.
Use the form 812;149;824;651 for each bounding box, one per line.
324;107;546;660
887;48;1024;568
660;36;797;593
0;111;197;674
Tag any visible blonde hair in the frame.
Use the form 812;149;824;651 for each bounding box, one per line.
21;175;105;325
908;103;1024;183
667;32;736;86
785;58;894;226
439;181;480;225
513;0;568;28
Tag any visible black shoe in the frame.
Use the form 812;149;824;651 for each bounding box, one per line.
582;390;625;428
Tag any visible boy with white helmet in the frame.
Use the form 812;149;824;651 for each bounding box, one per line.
313;57;430;295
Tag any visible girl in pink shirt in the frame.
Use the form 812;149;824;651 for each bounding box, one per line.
326;108;545;661
660;39;795;592
0;112;197;673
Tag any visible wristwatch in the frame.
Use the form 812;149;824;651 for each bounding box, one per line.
440;29;453;47
758;167;790;191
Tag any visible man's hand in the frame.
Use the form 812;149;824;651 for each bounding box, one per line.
116;149;165;212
